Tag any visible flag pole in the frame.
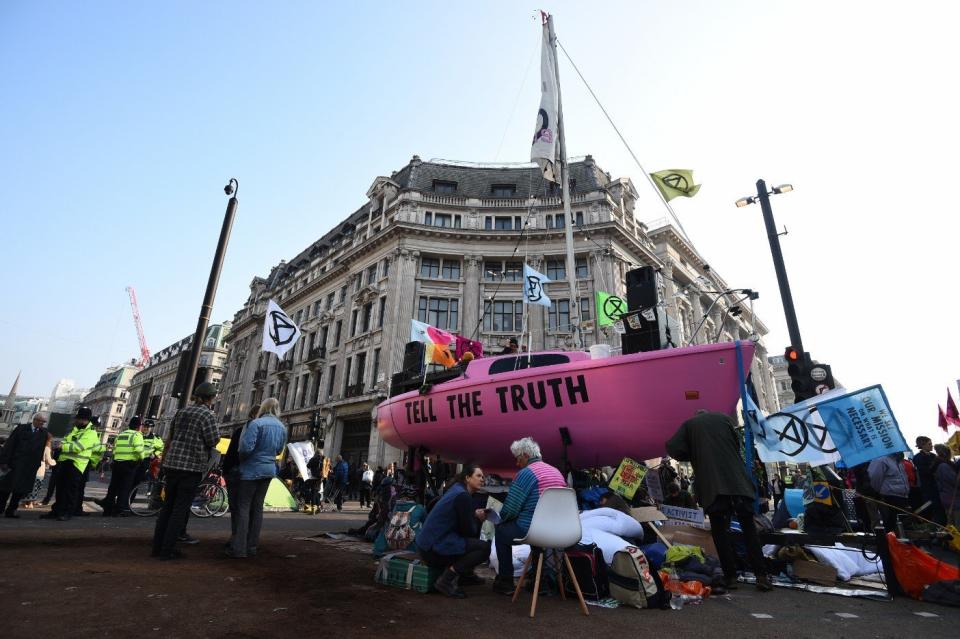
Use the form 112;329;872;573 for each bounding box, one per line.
547;13;582;350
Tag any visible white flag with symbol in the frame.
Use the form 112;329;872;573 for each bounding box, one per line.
522;264;552;307
262;299;301;359
530;22;559;183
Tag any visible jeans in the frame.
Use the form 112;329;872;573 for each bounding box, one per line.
231;478;272;557
332;482;346;510
420;538;491;576
52;463;83;517
707;495;767;580
103;460;137;514
494;519;525;579
359;483;372;508
152;469;202;556
225;470;241;541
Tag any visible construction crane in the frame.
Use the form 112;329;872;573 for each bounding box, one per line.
126;286;151;368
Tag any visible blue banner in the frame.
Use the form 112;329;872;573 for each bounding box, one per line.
815;385;909;467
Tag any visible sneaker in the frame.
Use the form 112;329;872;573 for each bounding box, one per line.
178;534;199;545
492;577;516;596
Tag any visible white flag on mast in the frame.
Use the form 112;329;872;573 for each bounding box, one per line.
262;299;301;359
530;21;559;183
522;264;552;307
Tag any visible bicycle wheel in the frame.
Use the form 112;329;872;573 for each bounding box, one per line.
190;482;216;518
207;484;229;517
128;479;164;517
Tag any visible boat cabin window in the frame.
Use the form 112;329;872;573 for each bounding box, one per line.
488;354;570;375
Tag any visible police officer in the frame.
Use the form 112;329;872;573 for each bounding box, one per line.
97;416;144;516
41;406;100;521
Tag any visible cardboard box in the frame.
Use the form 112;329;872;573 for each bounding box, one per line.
792;559;837;586
657;523;719;557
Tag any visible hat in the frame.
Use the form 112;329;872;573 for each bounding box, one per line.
76;406;93;420
128;415;142;429
193;382;219;399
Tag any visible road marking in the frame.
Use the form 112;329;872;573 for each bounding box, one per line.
751;613;774;619
914;612;939;618
834;613;858;619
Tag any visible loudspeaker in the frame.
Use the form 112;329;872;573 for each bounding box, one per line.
622;307;678;354
401;341;425;375
626;266;663;310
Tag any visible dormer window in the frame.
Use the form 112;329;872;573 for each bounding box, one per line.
491;184;517;198
433;180;458;194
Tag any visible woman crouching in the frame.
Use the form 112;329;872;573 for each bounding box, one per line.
416;464;490;598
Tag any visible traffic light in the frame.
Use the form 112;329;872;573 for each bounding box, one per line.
785;346;815;402
785;347;836;402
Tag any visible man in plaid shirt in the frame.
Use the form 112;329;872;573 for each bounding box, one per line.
151;382;221;560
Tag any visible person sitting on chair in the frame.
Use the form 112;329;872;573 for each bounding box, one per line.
416;464;490;598
492;437;565;595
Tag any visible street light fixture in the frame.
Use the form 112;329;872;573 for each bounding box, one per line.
735;179;803;353
178;179;240;409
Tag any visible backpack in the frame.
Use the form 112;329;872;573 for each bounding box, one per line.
386;509;415;550
608;545;671;609
562;544;609;601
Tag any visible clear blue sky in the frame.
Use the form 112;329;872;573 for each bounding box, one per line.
3;1;958;446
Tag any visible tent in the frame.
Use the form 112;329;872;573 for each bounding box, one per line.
263;477;298;512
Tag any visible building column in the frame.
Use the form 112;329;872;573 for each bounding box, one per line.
387;249;419;377
463;255;482;337
689;290;706;345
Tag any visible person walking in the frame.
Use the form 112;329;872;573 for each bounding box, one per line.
666;410;772;591
97;416;144;516
150;383;220;560
0;412;51;518
41;407;99;521
22;432;56;509
332;454;349;511
360;462;374;508
770;475;785;512
225;398;287;559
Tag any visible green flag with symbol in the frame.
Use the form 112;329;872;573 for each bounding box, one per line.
596;290;626;327
650;169;701;202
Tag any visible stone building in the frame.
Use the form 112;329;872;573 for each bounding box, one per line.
124;323;231;439
217;155;781;468
81;362;140;443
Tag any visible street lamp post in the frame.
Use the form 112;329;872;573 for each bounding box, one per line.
177;179;239;409
736;179;802;352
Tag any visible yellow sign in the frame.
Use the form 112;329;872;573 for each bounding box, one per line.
609;457;647;499
811;481;833;506
948;431;960;456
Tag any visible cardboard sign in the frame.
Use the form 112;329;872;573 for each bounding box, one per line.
609;457;647;499
646;468;664;502
659;504;706;528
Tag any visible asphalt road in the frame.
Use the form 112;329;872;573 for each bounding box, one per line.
0;480;957;638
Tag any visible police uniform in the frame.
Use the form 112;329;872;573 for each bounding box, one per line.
101;417;144;515
42;408;99;521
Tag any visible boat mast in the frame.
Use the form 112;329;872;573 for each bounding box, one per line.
547;14;582;350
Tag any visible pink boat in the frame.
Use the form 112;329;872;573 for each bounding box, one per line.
376;340;754;472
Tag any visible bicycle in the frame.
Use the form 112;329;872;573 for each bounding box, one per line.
127;469;229;518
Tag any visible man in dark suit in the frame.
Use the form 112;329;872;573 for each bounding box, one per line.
0;413;50;518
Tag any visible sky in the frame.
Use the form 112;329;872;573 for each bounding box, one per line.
2;1;958;446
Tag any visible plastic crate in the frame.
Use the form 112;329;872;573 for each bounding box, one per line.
375;551;443;593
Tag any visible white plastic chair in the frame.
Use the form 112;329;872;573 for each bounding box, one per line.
511;487;589;618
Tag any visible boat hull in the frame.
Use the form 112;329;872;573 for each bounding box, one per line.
376;341;754;471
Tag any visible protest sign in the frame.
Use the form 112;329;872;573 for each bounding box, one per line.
814;385;908;466
659;504;706;529
744;390;844;467
609;457;647;499
646;468;664;502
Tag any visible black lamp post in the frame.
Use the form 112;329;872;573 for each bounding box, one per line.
178;179;239;409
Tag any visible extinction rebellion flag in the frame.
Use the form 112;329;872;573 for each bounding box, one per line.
650;169;701;202
530;21;560;183
595;290;626;327
262;299;301;359
522;264;552;307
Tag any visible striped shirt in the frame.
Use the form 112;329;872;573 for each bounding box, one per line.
499;457;566;534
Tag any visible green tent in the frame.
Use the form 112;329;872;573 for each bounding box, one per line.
263;477;298;512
